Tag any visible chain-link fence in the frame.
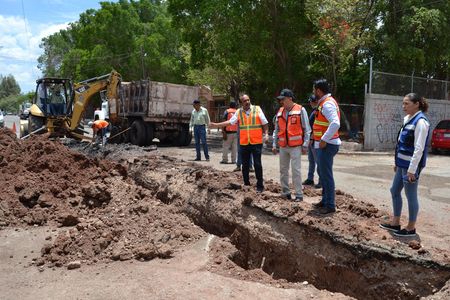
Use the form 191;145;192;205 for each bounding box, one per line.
371;71;450;100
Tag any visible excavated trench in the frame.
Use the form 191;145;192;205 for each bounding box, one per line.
129;158;450;300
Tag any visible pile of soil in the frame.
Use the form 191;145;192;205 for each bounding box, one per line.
0;129;204;267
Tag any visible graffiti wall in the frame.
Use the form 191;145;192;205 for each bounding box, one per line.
364;94;450;151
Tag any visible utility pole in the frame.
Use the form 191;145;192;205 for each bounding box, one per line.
140;45;145;79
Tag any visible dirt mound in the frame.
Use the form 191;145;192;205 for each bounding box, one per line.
0;128;124;227
0;129;204;267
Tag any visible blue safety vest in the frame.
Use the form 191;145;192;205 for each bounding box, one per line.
395;112;429;170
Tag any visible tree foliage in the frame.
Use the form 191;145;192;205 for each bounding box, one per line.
38;0;185;83
0;74;21;99
36;0;450;105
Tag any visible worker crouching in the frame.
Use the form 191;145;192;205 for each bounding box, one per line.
89;118;110;147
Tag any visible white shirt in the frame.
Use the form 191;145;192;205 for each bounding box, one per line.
399;111;430;174
314;94;341;148
272;105;311;148
228;105;269;126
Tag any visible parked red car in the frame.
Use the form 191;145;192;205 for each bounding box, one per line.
431;120;450;153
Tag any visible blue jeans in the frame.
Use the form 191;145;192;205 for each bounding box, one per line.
316;143;339;208
194;125;209;159
307;143;320;183
236;133;252;168
241;144;263;189
390;167;419;222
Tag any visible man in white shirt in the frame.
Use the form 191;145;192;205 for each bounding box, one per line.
189;99;211;161
272;89;311;201
210;94;269;192
312;79;341;215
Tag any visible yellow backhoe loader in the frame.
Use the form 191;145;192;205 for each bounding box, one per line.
28;71;121;140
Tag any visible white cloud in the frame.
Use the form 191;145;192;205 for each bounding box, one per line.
0;14;69;93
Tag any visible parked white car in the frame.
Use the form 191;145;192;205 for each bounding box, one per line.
0;110;4;128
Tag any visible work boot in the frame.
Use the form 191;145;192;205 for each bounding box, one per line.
249;167;254;172
302;179;314;186
314;183;322;189
313;201;324;208
281;194;292;200
233;166;241;172
220;160;228;164
315;207;336;215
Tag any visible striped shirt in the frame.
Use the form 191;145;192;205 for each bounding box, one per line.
189;106;210;130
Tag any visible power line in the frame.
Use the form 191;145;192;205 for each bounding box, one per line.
20;0;38;79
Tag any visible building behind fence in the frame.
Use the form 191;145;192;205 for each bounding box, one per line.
364;71;450;151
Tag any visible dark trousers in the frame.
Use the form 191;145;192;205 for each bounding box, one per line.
307;143;320;183
194;125;209;159
236;133;252;167
316;143;339;209
241;144;263;189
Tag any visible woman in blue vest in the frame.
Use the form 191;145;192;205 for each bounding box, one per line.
380;93;430;237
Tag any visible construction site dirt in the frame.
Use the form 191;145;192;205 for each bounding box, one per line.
1;128;449;300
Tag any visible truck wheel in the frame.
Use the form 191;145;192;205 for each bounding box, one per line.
174;126;192;146
28;115;45;133
109;126;123;144
129;120;146;146
145;123;154;146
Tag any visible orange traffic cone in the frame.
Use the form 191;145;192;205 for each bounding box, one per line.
11;122;17;134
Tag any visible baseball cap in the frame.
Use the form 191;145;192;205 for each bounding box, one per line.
276;89;294;100
307;94;317;102
192;99;200;104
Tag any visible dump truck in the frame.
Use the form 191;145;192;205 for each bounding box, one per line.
108;80;205;146
28;70;207;146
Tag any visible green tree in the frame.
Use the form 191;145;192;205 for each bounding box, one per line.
374;0;450;79
169;0;315;107
0;74;21;99
0;93;33;113
38;0;186;83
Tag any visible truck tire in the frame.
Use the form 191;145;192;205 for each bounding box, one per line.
129;120;146;146
28;115;45;133
174;125;192;146
145;123;154;146
109;125;123;144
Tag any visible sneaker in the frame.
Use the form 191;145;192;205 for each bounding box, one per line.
379;223;401;232
313;201;324;208
302;179;314;186
294;196;303;202
194;158;201;161
233;166;241;172
249;167;255;172
393;228;416;237
315;207;336;215
220;161;228;164
281;194;292;200
206;158;210;161
314;183;322;189
256;187;264;193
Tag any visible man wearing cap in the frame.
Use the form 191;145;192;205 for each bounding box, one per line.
312;79;341;215
272;89;311;201
189;99;211;161
210;94;269;193
303;94;322;188
220;101;238;164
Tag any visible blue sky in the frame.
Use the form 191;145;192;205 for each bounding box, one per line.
0;0;106;93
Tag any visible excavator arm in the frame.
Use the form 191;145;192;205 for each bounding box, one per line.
68;70;121;132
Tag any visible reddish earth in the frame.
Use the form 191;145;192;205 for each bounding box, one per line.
0;128;449;299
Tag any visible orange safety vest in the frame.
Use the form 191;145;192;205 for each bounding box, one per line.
225;108;238;132
276;103;304;147
313;96;340;141
93;120;109;130
238;105;263;145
